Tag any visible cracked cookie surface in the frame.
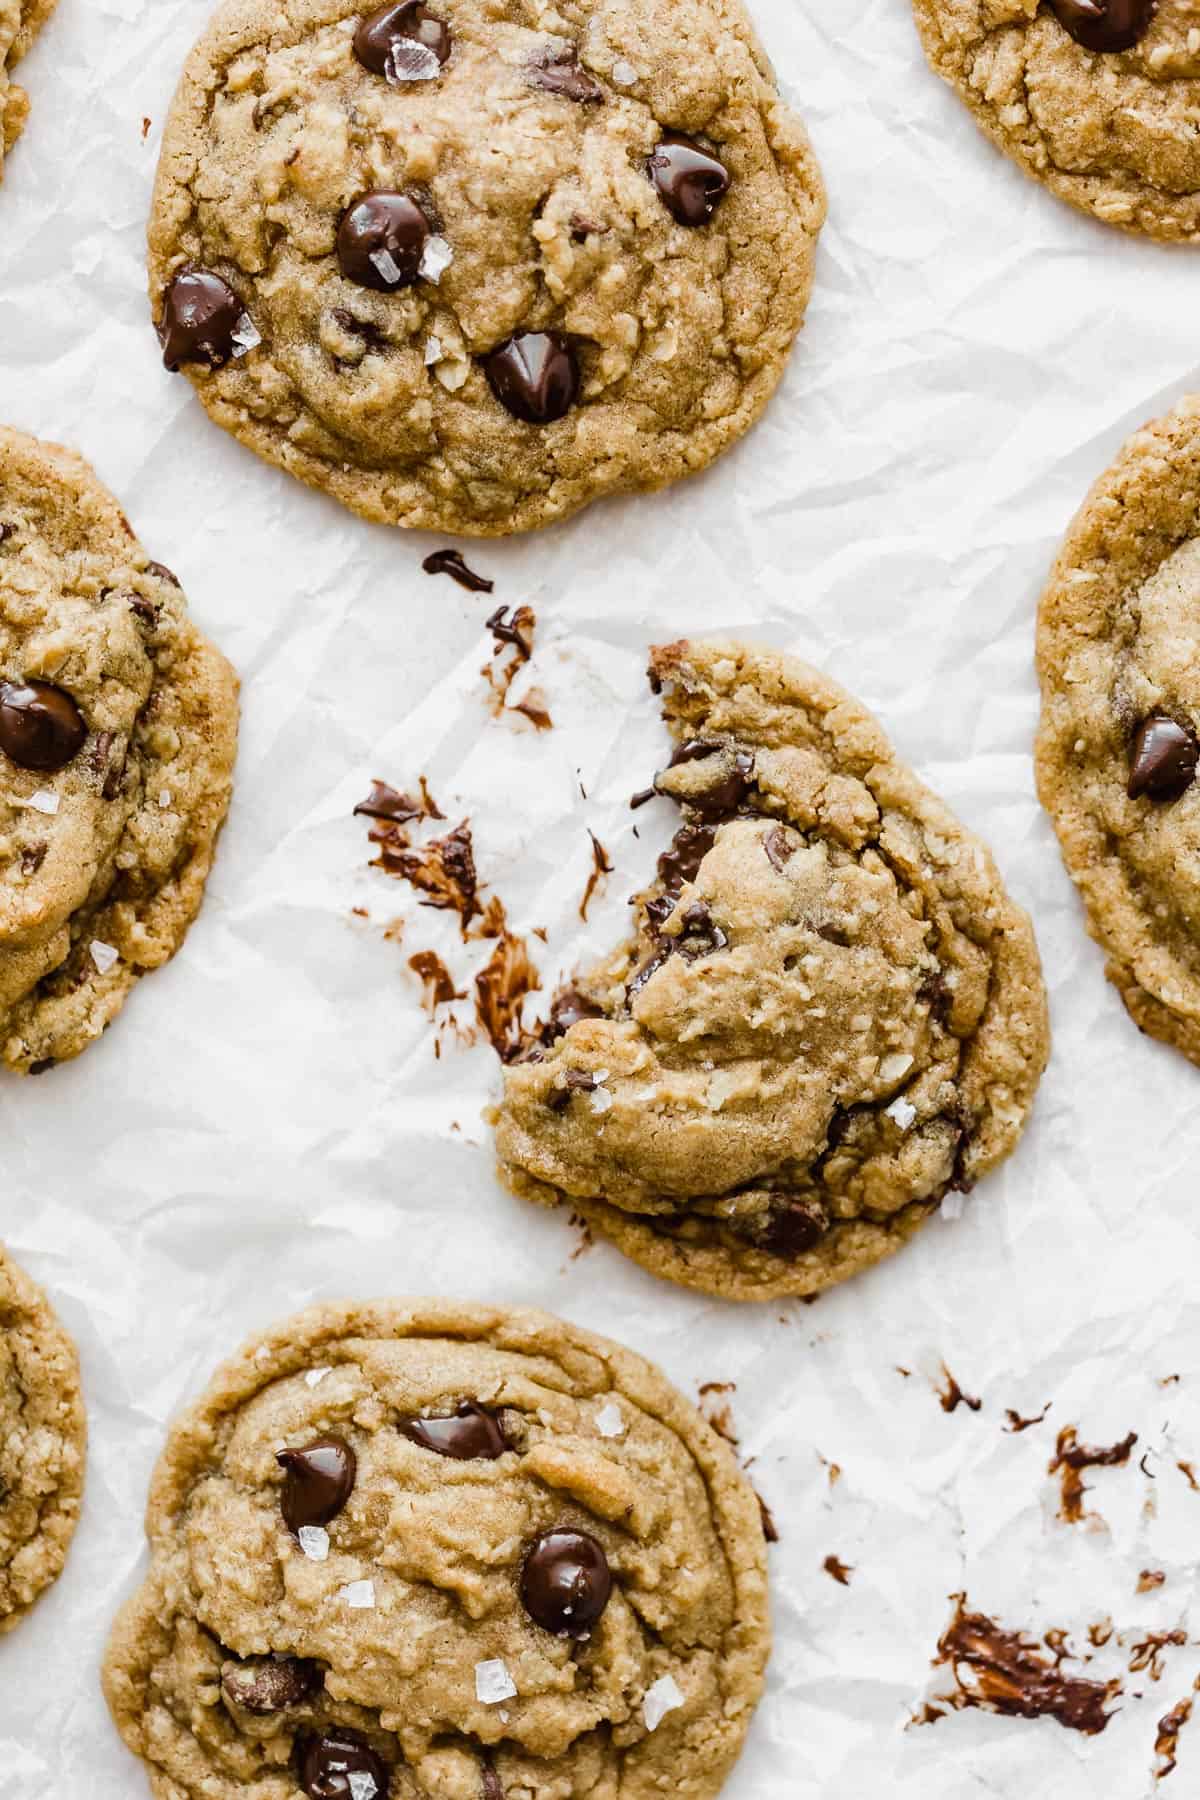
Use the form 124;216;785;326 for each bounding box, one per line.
493;640;1049;1302
1037;395;1200;1064
102;1297;769;1800
147;0;825;536
1;0;58;187
0;1243;86;1634
0;428;239;1072
912;0;1200;240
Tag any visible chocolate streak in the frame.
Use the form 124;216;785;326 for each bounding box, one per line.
932;1596;1118;1735
1049;1426;1138;1524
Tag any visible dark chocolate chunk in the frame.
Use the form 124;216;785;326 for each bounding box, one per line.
539;985;604;1049
674;900;729;961
399;1400;507;1459
221;1654;321;1715
660;740;755;818
354;0;452;75
484;333;579;425
644;894;676;932
547;1067;599;1111
657;822;716;892
1127;714;1198;802
0;680;86;772
337;192;431;290
762;825;795;873
647;134;731;226
276;1435;357;1532
1049;0;1155;52
144;560;180;587
422;549;494;592
157;269;245;370
527;44;604;103
626;941;673;1004
758;1198;830;1259
521;1528;612;1636
298;1727;389;1799
19;843;47;876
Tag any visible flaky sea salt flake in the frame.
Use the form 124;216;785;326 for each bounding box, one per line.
941;1192;965;1222
612;58;637;85
419;235;453;284
340;1578;376;1608
475;1658;518;1704
595;1402;625;1438
348;1774;378;1800
231;314;261;357
298;1525;329;1561
369;246;404;287
26;788;59;815
90;939;119;974
386;39;441;81
424;335;444;365
643;1674;685;1731
305;1366;332;1387
885;1097;917;1130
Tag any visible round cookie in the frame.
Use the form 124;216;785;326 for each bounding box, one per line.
0;1243;86;1633
911;0;1200;241
1;0;59;186
147;0;825;536
0;428;239;1072
1037;395;1200;1064
102;1298;770;1800
492;639;1049;1302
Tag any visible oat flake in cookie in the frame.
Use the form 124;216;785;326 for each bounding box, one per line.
146;0;825;536
1036;396;1200;1064
911;0;1200;240
0;429;238;1071
1;0;59;188
102;1298;769;1799
0;1243;86;1633
493;640;1049;1303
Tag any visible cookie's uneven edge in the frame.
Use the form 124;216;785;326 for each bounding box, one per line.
1;0;60;173
0;427;240;1072
499;638;1050;1303
909;3;1200;244
101;1296;770;1796
0;1243;86;1634
146;0;826;537
1036;395;1200;1064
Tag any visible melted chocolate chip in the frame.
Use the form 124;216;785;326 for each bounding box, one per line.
1049;0;1154;52
547;1067;599;1111
338;192;431;290
762;825;795;873
657;822;716;892
422;548;494;592
484;333;579;425
298;1728;389;1800
482;1762;504;1800
0;680;86;772
354;0;452;75
539;985;604;1048
399;1401;507;1459
144;560;180;587
276;1435;357;1532
157;269;244;370
675;900;729;961
221;1654;321;1715
647;134;731;226
0;523;12;545
660;741;755;818
20;843;47;876
521;1528;612;1637
626;941;673;1005
527;44;604;103
1127;714;1198;802
758;1198;829;1259
644;894;676;932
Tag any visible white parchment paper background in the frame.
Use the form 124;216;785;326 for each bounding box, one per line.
4;0;1200;1792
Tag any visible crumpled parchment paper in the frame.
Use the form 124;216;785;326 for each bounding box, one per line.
4;0;1200;1793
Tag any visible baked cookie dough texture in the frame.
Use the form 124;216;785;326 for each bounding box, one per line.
1037;395;1200;1065
911;0;1200;241
0;429;238;1072
0;1243;86;1634
147;0;826;535
103;1298;769;1800
1;0;57;186
494;640;1049;1302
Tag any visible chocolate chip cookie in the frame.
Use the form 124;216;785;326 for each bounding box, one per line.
1036;396;1200;1063
912;0;1200;240
0;428;239;1072
147;0;825;536
102;1298;769;1799
1;0;58;187
0;1243;86;1633
493;640;1049;1302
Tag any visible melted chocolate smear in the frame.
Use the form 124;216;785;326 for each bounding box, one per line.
1004;1404;1051;1433
486;605;535;662
823;1554;853;1587
647;134;731;225
1155;1683;1199;1780
298;1727;390;1800
698;1380;738;1446
527;44;604;103
484;606;551;727
547;1067;599;1112
157;268;245;370
0;680;87;772
1049;1426;1137;1524
221;1655;321;1715
521;1528;612;1636
755;1491;779;1543
337;191;431;290
475;914;542;1060
629;786;656;809
145;560;180;587
1138;1569;1166;1593
276;1435;357;1532
1180;1460;1200;1492
370;819;482;934
423;548;494;593
931;1596;1118;1735
674;900;729;962
484;333;579;425
626;941;673;1005
1050;0;1155;52
762;824;796;874
659;740;755;819
657;822;716;893
354;0;452;75
937;1366;982;1415
1131;1629;1188;1680
579;831;613;922
408;950;465;1013
354;777;445;824
399;1400;507;1459
1128;714;1198;802
644;894;676;933
514;690;553;731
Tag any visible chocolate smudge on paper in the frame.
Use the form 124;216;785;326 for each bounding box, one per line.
422;548;494;593
474;915;543;1061
354;776;445;824
1005;1404;1050;1433
1049;1426;1138;1524
926;1596;1119;1735
408;951;465;1014
937;1366;982;1415
1155;1682;1200;1781
579;831;613;922
697;1381;738;1447
1129;1630;1187;1682
823;1554;852;1586
756;1493;779;1544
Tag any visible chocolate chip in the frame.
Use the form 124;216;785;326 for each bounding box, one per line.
276;1435;357;1532
763;825;795;873
521;1528;612;1637
758;1198;829;1259
547;1067;599;1111
157;269;245;370
337;192;431;290
20;843;47;876
647;134;731;226
145;560;180;587
398;1401;507;1458
1050;0;1154;52
660;740;755;819
0;524;12;545
644;894;676;932
221;1654;321;1715
0;680;87;772
629;787;656;809
1128;714;1198;802
129;595;161;626
354;1;452;76
675;900;729;961
626;941;673;1004
297;1728;389;1800
484;333;579;425
539;985;604;1048
422;549;494;592
657;822;716;892
526;44;604;103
